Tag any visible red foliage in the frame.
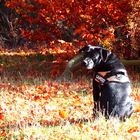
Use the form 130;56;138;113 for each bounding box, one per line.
5;0;132;50
0;107;4;120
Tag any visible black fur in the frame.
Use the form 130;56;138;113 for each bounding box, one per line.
79;45;134;120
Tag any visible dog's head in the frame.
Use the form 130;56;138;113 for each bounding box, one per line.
79;45;101;69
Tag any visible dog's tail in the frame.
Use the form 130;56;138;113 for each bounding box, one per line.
59;52;85;81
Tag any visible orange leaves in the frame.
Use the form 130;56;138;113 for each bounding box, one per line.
77;123;83;129
59;110;67;119
43;95;50;100
37;85;44;90
0;130;6;137
128;126;139;133
92;125;98;130
21;29;31;39
33;84;56;101
73;95;80;99
5;1;11;7
33;95;41;101
36;85;47;94
0;68;140;139
0;107;4;121
74;24;87;35
72;95;82;106
134;102;140;113
0;113;4;120
5;0;134;55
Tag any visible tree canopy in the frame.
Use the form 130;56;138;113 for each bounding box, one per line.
0;0;139;58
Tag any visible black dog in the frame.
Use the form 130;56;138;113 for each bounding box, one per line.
79;45;134;120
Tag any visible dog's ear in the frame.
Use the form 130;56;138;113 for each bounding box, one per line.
79;45;90;53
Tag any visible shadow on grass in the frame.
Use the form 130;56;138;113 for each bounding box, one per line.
0;53;66;81
0;52;139;85
0;52;92;85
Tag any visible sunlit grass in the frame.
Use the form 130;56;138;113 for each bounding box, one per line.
0;72;140;140
2;112;140;140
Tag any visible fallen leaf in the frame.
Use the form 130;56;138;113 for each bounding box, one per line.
128;126;139;133
0;113;4;120
59;110;67;119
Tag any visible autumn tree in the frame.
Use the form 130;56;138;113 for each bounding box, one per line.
128;0;140;58
4;0;133;48
0;0;22;48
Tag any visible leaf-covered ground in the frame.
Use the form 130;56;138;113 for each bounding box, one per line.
0;51;140;140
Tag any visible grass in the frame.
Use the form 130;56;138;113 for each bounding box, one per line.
0;51;140;140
